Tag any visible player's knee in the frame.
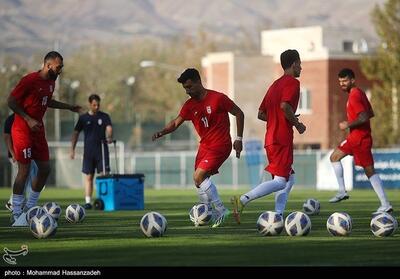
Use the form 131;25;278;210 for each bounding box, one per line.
364;167;375;178
193;174;205;188
39;164;51;177
17;168;30;178
193;177;202;188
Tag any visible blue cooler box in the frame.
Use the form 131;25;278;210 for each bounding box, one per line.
95;174;145;211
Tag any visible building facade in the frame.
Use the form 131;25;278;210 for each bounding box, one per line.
202;26;374;149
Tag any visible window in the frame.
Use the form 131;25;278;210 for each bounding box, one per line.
297;87;312;114
343;41;354;52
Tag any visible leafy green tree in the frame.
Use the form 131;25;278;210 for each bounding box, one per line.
361;0;400;147
58;34;216;148
0;32;217;148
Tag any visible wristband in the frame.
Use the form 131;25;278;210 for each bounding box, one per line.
236;136;243;141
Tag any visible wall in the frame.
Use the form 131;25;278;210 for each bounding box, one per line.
234;55;274;140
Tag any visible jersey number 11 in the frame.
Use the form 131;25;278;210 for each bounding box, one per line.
201;117;209;128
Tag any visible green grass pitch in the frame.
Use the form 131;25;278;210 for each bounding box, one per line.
1;187;400;266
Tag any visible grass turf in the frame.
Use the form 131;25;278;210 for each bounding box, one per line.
1;187;400;266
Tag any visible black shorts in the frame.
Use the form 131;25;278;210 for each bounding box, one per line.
82;148;110;175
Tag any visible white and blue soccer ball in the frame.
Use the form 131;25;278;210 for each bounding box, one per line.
65;204;86;223
140;212;167;238
370;212;398;237
285;211;311;236
30;213;57;239
189;204;212;226
42;202;62;220
326;212;352;236
26;206;45;223
303;198;320;216
257;211;284;236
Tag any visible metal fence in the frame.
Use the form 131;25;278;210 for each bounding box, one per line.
0;141;318;189
3;143;398;190
127;149;318;189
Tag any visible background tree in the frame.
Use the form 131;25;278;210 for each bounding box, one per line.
361;0;400;147
57;33;217;148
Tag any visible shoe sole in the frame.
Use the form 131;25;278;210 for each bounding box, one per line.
5;203;13;212
11;213;28;227
211;217;225;228
230;196;241;225
211;210;230;228
329;196;349;203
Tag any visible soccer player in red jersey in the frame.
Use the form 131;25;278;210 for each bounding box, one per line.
7;51;82;226
152;68;244;228
232;49;306;223
329;68;392;214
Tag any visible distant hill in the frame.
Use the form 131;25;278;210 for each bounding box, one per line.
0;0;385;57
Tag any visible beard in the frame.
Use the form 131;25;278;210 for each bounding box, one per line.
341;85;350;92
48;69;59;81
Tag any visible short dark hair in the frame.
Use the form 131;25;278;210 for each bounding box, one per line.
44;51;63;63
338;68;355;79
88;94;101;103
177;68;201;84
280;49;300;70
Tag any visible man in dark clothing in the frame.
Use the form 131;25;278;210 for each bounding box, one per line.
70;94;113;209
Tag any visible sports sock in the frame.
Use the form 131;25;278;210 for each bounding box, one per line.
369;174;390;207
199;178;225;215
275;174;295;214
12;194;24;216
331;161;346;194
25;190;40;210
85;196;91;204
240;176;286;206
197;187;211;210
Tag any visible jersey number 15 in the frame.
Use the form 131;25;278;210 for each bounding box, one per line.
23;148;32;159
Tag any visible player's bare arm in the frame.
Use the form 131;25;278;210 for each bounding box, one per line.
7;95;41;132
106;125;113;143
339;111;370;130
229;103;244;158
48;99;83;113
258;110;267;121
152;115;185;141
281;102;306;134
70;130;80;159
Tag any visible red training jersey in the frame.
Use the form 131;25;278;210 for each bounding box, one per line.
179;90;234;148
346;87;373;143
10;71;55;133
259;75;300;147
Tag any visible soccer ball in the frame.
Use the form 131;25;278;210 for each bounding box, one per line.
326;212;352;236
285;211;311;236
65;204;86;223
189;204;212;226
370;213;398;237
256;211;284;236
42;202;62;220
140;211;167;238
30;213;57;239
303;198;320;215
26;206;45;223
